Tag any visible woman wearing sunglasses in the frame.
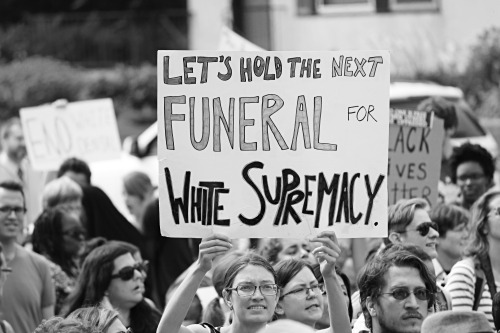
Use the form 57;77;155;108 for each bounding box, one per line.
62;242;161;333
32;207;86;314
158;233;278;333
273;231;351;333
445;190;500;330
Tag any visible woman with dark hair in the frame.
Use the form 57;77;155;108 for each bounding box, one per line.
62;242;161;333
273;232;351;333
445;190;500;330
32;207;85;314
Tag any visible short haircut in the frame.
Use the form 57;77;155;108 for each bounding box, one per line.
0;117;21;142
42;177;82;209
274;258;314;291
57;157;92;184
386;198;430;243
450;142;495;184
358;245;437;330
429;204;469;237
0;180;25;206
123;171;154;200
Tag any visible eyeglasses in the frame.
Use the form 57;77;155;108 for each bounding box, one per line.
403;221;439;237
226;284;278;297
117;329;133;333
110;261;149;281
489;207;500;217
0;205;26;217
380;287;433;301
318;283;326;295
62;229;85;240
281;283;322;298
1;267;12;274
457;173;486;183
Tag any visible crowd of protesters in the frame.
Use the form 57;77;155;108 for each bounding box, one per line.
1;96;500;333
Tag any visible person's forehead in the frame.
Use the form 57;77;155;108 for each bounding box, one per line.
408;208;431;228
280;238;308;249
284;267;317;287
0;188;24;205
113;253;136;271
383;266;426;289
456;161;484;174
233;265;275;284
488;194;500;210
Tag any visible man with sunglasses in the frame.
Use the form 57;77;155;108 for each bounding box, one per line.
0;181;55;333
358;245;437;333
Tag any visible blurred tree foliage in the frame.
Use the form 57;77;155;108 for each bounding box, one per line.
461;27;500;118
0;56;155;122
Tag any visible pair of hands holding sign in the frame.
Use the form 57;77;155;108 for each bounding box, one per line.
197;231;341;277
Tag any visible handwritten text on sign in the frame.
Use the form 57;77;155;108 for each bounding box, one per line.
20;99;122;171
158;51;390;238
388;109;444;206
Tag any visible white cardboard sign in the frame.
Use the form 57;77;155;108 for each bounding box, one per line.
158;51;390;238
20;98;121;171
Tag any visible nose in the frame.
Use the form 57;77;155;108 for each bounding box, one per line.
251;287;265;299
404;293;420;309
134;267;145;281
428;227;439;238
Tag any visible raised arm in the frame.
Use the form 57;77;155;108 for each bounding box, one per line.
312;231;352;333
157;234;232;333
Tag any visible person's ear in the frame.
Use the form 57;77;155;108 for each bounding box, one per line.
366;296;377;318
389;232;402;244
222;289;233;310
275;299;285;316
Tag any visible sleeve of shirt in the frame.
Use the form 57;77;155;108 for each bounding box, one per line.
40;257;56;308
444;258;475;311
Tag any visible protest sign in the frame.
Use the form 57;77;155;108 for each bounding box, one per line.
388;108;444;206
20;99;122;171
158;51;390;238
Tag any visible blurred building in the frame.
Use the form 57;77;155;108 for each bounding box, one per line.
190;0;500;77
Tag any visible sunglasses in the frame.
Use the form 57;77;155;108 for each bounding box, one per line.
404;221;439;237
110;261;149;281
381;287;433;301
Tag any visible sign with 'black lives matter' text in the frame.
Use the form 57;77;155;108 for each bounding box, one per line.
157;51;390;238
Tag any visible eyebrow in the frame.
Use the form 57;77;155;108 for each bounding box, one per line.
239;279;275;284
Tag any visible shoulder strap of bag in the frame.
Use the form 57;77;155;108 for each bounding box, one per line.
479;252;497;299
474;258;486;311
200;323;221;333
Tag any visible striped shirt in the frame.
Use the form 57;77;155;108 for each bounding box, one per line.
444;257;499;330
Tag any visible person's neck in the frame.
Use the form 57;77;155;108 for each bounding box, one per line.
437;249;460;272
488;239;500;278
113;304;131;327
1;239;17;262
227;319;266;333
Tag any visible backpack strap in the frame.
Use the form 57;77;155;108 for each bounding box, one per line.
473;258;486;311
200;323;221;333
478;252;497;299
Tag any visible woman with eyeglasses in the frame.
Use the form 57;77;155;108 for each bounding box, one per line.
158;233;277;333
32;207;86;314
62;242;161;333
272;231;351;333
0;244;14;333
445;190;500;330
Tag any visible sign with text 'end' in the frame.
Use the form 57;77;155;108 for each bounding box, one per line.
20;99;121;171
